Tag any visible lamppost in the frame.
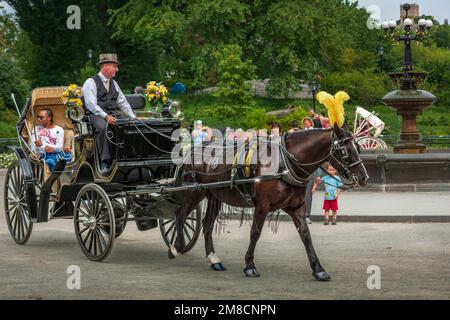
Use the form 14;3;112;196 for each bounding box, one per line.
380;3;437;154
381;4;434;89
378;46;385;73
309;62;320;112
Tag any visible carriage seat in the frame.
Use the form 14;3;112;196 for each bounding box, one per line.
125;94;146;110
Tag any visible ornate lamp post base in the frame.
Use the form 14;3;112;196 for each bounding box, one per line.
381;89;436;154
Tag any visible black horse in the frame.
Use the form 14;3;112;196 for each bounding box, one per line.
169;124;368;281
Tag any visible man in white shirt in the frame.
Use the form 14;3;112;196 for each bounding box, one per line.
31;108;71;172
82;53;136;175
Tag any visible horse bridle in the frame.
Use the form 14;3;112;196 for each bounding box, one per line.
329;133;363;186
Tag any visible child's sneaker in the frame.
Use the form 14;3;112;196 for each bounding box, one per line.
332;221;337;225
324;220;329;225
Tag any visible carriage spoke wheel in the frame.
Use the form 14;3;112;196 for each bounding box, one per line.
159;205;202;254
4;161;33;244
357;137;387;150
110;197;128;239
74;184;115;261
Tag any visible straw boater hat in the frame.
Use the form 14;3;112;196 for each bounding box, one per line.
97;53;120;66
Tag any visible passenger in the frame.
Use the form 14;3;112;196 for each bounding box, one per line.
31;109;71;172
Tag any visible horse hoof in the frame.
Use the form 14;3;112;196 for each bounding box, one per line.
313;271;331;281
244;267;260;277
210;263;227;271
168;249;176;260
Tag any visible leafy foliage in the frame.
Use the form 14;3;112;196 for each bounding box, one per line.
0;54;29;109
212;44;256;105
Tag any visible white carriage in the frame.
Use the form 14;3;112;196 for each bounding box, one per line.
353;106;388;150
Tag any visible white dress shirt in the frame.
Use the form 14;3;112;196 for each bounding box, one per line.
82;72;136;119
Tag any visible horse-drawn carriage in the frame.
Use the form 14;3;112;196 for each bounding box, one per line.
5;87;369;280
353;106;388;150
4;87;202;261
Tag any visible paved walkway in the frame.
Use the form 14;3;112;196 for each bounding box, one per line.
308;191;450;222
0;219;449;300
0;172;449;299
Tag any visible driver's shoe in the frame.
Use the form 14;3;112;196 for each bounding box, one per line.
100;161;110;176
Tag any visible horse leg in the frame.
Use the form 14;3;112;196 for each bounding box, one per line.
203;195;226;271
284;207;331;281
244;207;268;277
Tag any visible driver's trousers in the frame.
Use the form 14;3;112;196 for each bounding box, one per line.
89;114;111;161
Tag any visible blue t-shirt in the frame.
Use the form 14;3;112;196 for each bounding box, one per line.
193;130;207;145
321;175;343;200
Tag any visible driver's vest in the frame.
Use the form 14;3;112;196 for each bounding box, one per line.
89;74;119;115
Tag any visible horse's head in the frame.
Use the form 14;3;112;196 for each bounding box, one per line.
329;123;369;187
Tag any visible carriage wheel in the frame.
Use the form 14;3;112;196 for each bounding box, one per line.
4;161;33;244
74;183;115;261
357;137;387;150
110;196;128;238
159;205;202;254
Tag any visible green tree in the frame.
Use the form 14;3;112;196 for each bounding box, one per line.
430;24;450;49
212;44;255;105
0;53;29;109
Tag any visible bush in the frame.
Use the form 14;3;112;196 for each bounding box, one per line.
243;108;276;130
0;152;16;169
277;107;309;132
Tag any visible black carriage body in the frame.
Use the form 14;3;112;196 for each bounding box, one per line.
113;118;180;162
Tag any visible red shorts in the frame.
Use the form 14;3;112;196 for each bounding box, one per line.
323;199;338;211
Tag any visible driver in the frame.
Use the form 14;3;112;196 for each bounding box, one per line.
82;53;136;175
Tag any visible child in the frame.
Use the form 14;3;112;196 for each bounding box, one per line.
312;162;343;225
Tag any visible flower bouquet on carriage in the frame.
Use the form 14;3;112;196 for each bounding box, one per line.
144;81;183;119
61;84;84;121
145;81;168;111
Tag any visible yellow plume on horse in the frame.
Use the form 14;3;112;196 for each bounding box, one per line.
315;91;350;128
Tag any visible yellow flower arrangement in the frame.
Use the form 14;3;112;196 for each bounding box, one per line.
61;84;84;121
61;84;83;107
146;81;168;107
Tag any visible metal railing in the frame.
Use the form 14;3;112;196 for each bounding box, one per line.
379;135;450;148
0;138;19;152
